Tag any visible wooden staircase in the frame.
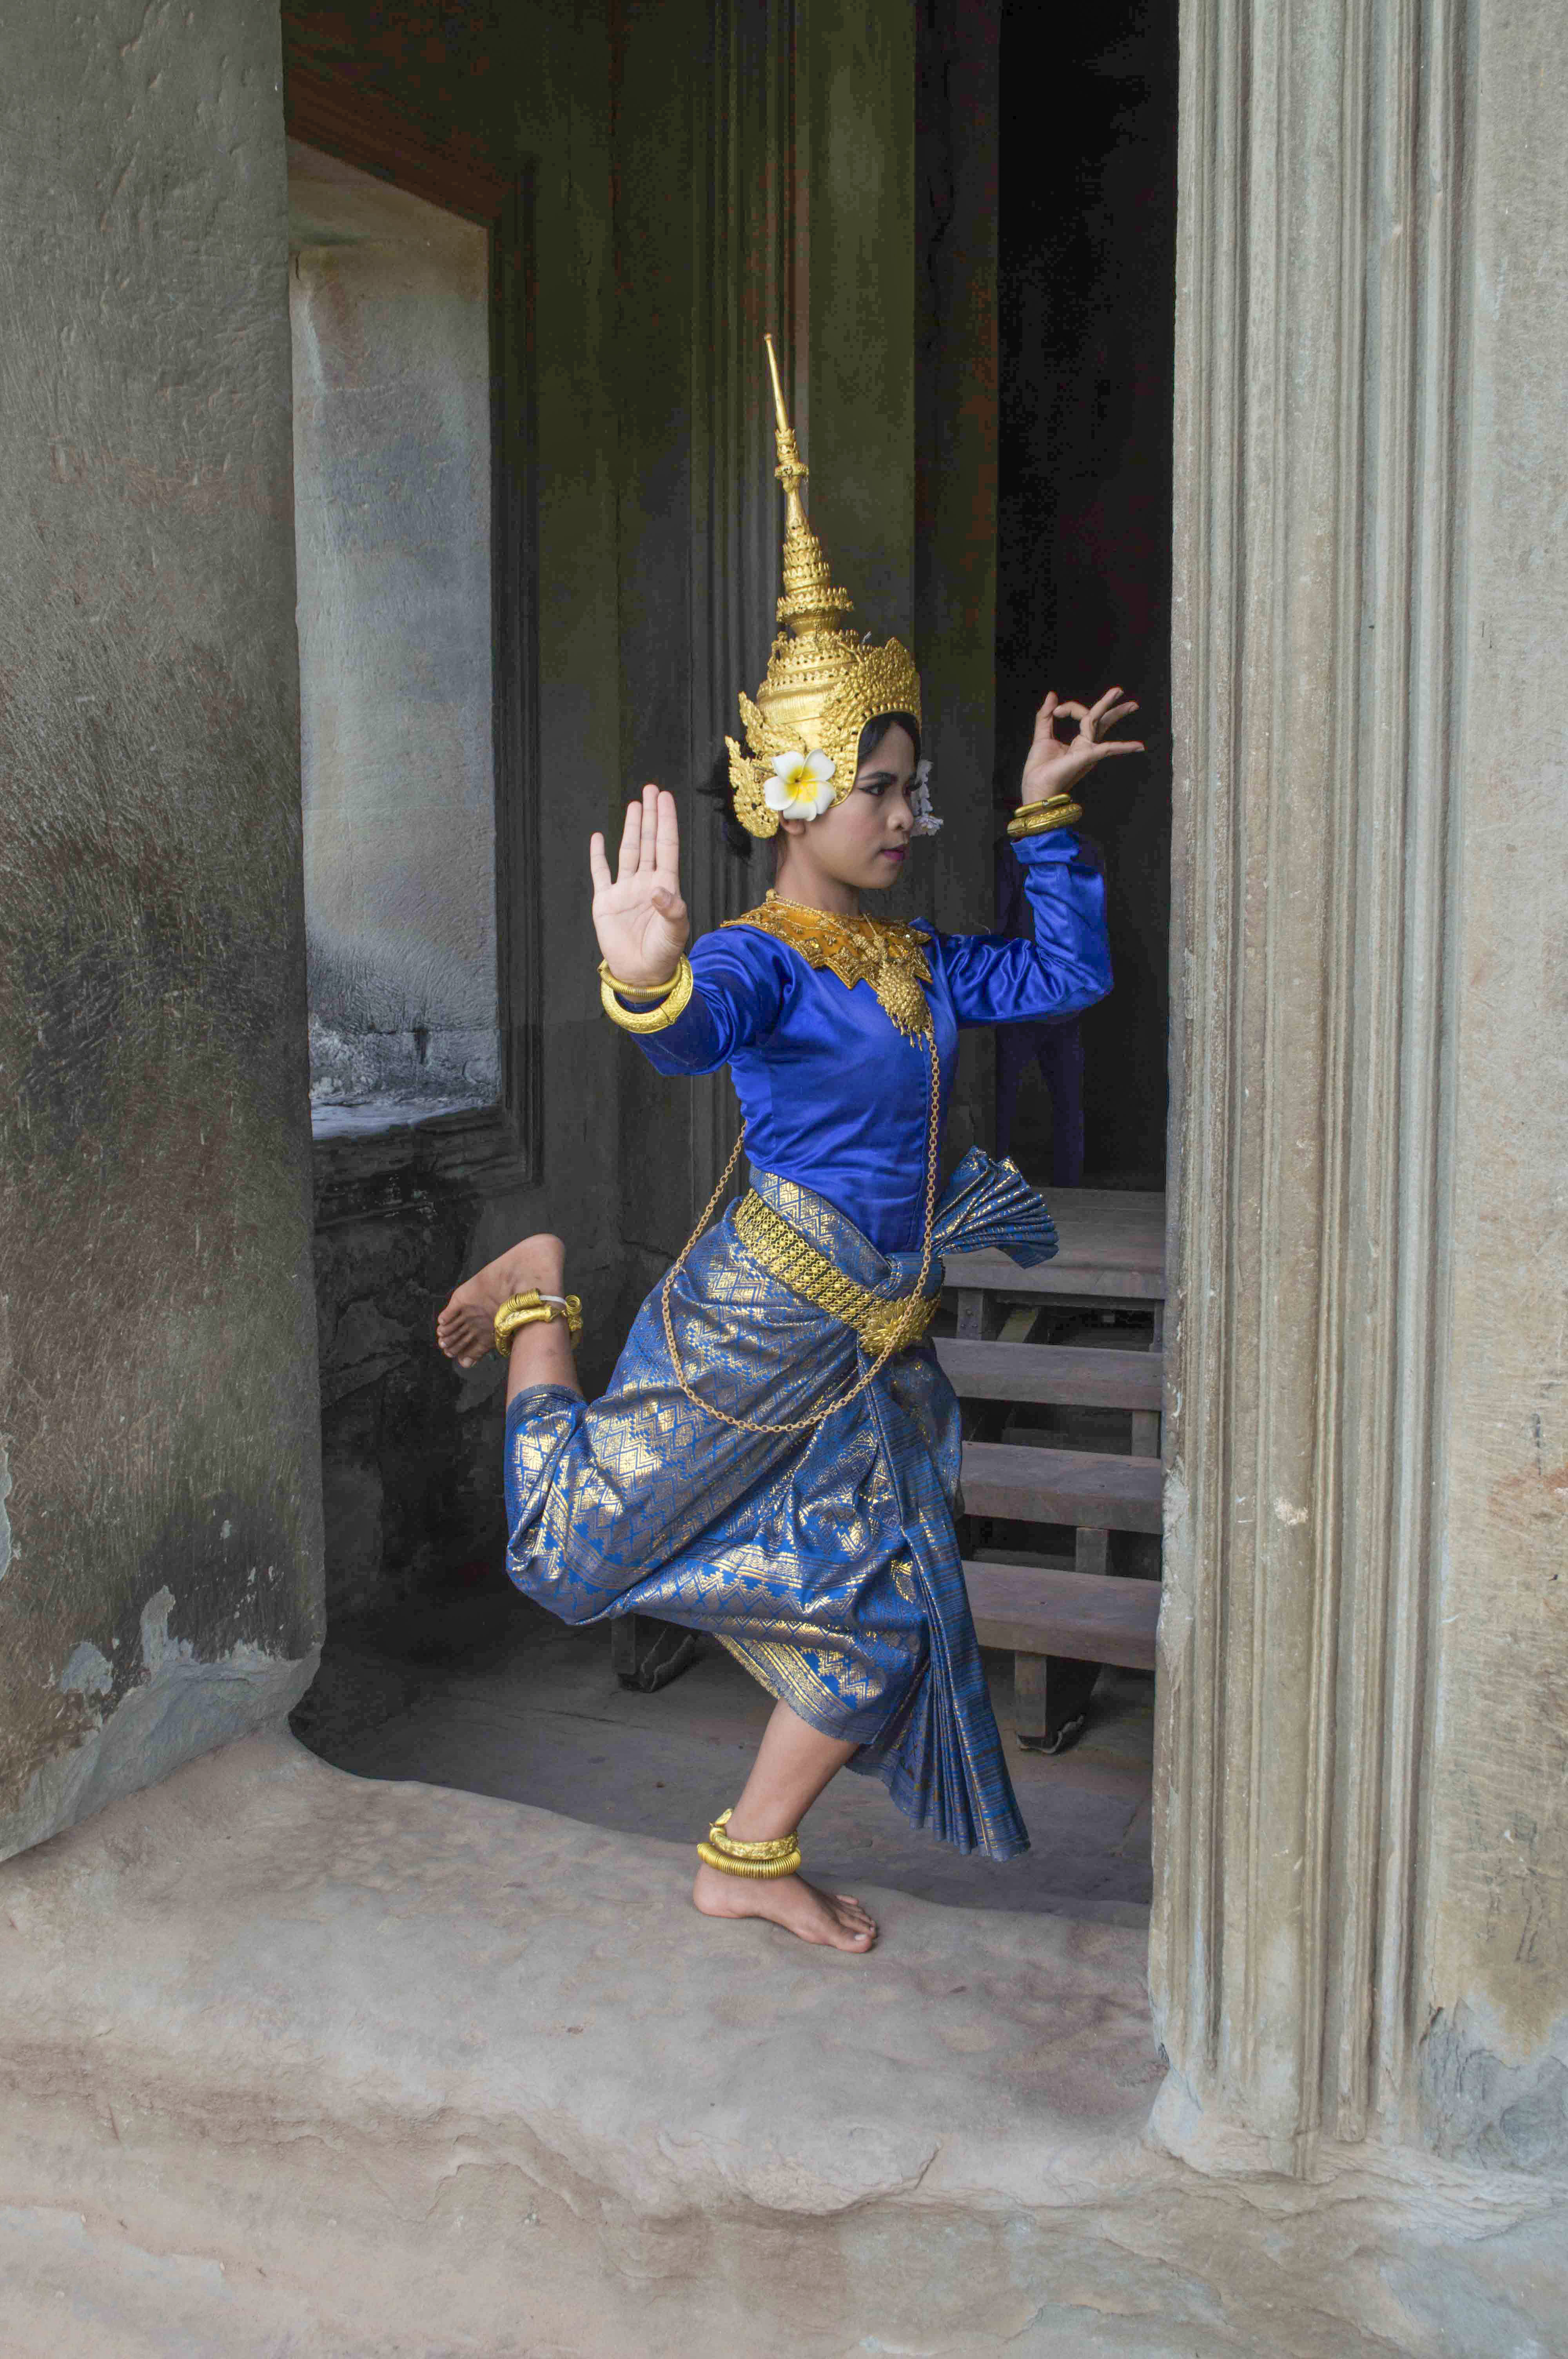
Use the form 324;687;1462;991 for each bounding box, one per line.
942;1188;1165;1753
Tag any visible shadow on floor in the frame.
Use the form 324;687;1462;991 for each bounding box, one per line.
292;1568;1152;1923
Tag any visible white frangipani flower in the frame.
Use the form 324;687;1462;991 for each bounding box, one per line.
909;758;942;835
763;747;837;821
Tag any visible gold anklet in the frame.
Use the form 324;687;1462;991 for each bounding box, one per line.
696;1806;802;1880
494;1289;583;1357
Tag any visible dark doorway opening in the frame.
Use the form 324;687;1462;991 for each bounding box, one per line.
994;0;1178;1191
290;5;1175;1921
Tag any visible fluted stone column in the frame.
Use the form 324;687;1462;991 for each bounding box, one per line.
684;0;808;1214
1153;0;1567;2174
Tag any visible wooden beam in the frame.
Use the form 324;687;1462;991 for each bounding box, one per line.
944;1249;1165;1302
936;1337;1163;1408
960;1441;1164;1532
964;1561;1160;1670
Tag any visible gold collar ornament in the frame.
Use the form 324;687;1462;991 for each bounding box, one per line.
722;891;933;1042
724;337;923;838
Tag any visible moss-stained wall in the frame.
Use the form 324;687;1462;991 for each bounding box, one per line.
0;0;324;1857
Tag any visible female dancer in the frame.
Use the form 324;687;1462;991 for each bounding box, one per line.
437;344;1142;1952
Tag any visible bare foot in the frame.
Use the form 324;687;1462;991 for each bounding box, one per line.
692;1862;877;1952
436;1232;567;1370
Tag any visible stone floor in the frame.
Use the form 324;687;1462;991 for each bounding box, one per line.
289;1573;1155;1922
4;1729;1565;2359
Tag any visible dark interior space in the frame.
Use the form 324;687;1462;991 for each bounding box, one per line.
993;0;1178;1189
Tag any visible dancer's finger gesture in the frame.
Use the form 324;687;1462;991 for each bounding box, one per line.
590;784;690;988
1019;687;1144;807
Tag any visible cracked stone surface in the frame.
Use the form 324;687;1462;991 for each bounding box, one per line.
1;1731;1564;2357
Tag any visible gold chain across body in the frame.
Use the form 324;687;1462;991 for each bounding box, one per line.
659;896;943;1438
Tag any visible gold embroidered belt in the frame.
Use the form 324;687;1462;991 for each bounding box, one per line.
732;1190;941;1356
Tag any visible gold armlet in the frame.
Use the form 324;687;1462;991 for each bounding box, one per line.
599;954;695;1033
695;1806;802;1880
494;1290;584;1357
1007;795;1083;841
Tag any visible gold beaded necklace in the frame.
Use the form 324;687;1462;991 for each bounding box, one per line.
720;891;935;1044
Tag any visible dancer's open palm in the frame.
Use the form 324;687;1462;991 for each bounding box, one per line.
590;784;690;987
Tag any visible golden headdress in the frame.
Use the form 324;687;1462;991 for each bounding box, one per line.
725;336;922;838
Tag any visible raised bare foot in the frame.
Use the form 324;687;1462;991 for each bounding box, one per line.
691;1861;877;1952
435;1232;567;1369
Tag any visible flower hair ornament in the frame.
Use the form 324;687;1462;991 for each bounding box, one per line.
726;336;924;839
909;759;941;836
765;747;837;821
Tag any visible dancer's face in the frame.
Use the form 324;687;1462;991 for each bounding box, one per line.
775;722;918;902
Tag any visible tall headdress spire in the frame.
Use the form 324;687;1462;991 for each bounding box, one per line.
725;336;922;837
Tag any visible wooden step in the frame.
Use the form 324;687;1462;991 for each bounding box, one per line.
963;1560;1160;1670
960;1440;1163;1532
945;1248;1164;1302
945;1185;1166;1302
936;1337;1163;1409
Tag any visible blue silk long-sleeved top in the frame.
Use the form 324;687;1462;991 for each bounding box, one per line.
634;829;1111;1254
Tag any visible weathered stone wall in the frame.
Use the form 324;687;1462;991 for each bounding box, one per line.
289;144;499;1125
0;1;324;1857
1414;0;1568;2173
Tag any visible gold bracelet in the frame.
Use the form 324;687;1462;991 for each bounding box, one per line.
494;1289;583;1357
597;960;679;1001
599;953;694;1034
1007;794;1083;841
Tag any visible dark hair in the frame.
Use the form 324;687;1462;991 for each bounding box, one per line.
702;711;922;863
856;711;921;772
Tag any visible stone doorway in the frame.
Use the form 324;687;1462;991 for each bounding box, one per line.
285;0;1179;1938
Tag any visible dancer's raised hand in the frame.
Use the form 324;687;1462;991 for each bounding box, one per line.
590;784;690;988
1020;687;1143;806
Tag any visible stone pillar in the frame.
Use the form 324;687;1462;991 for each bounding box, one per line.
1410;0;1568;2175
1153;0;1496;2170
685;0;808;1213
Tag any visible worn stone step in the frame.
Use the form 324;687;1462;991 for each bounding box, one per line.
963;1560;1160;1670
960;1440;1164;1532
936;1337;1163;1409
